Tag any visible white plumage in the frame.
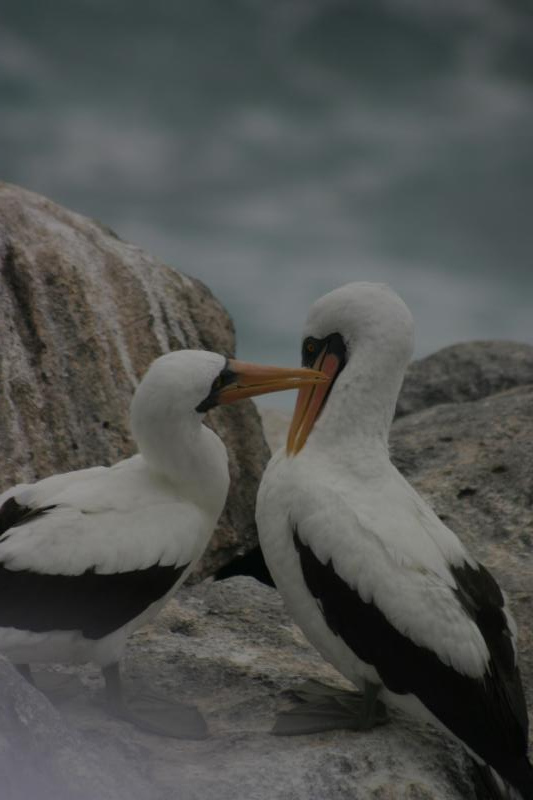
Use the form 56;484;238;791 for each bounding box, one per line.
261;459;490;680
0;352;229;667
257;282;532;799
0;457;212;666
0;348;326;737
0;459;211;576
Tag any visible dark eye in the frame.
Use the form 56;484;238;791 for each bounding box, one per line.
213;375;223;391
306;342;315;354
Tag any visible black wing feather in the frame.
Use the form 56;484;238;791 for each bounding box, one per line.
0;496;56;536
0;561;189;639
215;545;275;586
293;528;531;794
0;495;188;639
451;561;529;742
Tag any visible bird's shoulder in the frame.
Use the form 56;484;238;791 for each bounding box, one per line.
265;453;465;576
0;456;209;576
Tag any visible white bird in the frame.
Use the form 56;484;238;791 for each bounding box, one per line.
0;348;326;738
256;283;532;799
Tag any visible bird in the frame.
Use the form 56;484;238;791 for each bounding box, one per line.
256;282;532;800
0;348;327;739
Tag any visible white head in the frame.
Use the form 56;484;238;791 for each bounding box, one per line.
130;350;227;440
130;349;328;489
304;282;414;363
287;282;414;454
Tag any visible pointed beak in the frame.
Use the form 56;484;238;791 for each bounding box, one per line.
286;347;342;456
217;359;329;405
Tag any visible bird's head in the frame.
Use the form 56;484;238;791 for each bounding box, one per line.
287;282;414;455
131;349;328;438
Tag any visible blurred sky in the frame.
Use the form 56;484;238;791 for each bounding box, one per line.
1;0;532;408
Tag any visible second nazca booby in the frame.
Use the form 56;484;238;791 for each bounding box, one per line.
256;282;532;800
0;349;327;738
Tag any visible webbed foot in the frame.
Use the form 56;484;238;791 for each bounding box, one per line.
103;663;208;739
272;678;388;736
115;691;208;739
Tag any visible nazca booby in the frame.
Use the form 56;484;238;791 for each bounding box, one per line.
256;283;532;799
0;349;327;738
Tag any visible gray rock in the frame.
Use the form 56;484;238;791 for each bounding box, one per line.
396;341;533;418
258;407;291;454
37;577;475;800
0;655;151;800
0;181;270;577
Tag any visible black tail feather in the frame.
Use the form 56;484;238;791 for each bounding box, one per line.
471;758;533;800
214;545;275;587
511;758;533;800
471;762;506;800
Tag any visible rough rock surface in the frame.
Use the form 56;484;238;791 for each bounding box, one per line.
0;655;151;800
258;407;290;454
31;578;475;800
0;181;270;576
395;340;533;418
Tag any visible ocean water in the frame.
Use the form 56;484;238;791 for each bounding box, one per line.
1;0;532;408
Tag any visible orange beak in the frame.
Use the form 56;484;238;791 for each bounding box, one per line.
286;347;341;455
217;359;329;405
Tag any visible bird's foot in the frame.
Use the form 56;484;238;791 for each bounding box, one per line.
110;691;209;740
272;679;388;736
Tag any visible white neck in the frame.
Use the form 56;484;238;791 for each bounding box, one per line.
309;339;407;462
132;410;230;518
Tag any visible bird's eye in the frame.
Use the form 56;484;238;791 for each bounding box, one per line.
213;376;223;391
306;342;315;354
